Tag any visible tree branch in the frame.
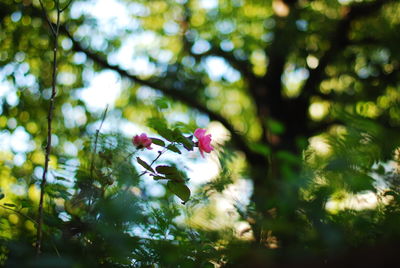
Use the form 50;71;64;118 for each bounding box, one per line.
180;1;257;83
60;26;259;160
301;0;395;99
0;1;264;165
36;0;65;255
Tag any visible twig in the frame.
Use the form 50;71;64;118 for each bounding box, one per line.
38;0;55;35
36;0;71;256
90;105;109;178
0;203;62;256
0;204;38;225
60;0;74;12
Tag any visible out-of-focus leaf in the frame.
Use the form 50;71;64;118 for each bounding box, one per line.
156;165;178;175
267;118;285;134
137;157;155;173
150;137;165;147
167;181;190;203
155;98;169;109
249;142;270;156
167;144;181;154
153;175;168;180
147;118;175;141
156;165;184;182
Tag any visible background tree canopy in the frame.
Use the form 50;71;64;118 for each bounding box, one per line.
1;0;400;266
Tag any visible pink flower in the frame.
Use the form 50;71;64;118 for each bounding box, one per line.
133;133;152;150
194;128;214;157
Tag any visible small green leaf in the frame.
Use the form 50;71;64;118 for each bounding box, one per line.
155;98;169;109
156;165;178;175
156;166;186;182
20;199;33;208
167;181;190;203
147;118;175;141
276;151;300;164
54;175;69;182
137;157;155;173
178;135;194;151
4;203;16;208
171;129;194;150
249;143;270;156
167;144;181;154
153;175;168;180
267;118;285;134
151;138;165;147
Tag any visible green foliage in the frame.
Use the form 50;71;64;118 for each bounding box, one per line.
1;0;400;266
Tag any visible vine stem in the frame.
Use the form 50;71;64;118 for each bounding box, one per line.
36;0;65;255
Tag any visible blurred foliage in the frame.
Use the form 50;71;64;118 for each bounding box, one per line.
1;0;400;266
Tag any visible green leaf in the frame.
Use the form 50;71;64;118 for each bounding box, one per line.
167;181;190;203
167;144;181;154
20;199;33;208
346;172;375;193
267;118;285;134
325;157;348;171
54;175;69;182
153;175;168;180
156;165;184;181
137;157;155;173
177;135;194;151
150;137;165;147
155;165;178;175
147;118;175;141
249;142;270;156
277;151;300;164
155;98;169;109
171;128;194;150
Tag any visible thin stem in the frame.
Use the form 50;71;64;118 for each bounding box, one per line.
60;0;74;12
36;0;66;255
134;148;167;181
0;204;38;225
90;105;109;178
149;148;166;167
38;0;56;35
1;204;62;256
120;148;167;197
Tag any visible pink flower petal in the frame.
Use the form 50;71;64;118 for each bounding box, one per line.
133;133;152;150
194;128;206;139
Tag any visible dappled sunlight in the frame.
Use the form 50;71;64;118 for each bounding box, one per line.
1;0;400;265
77;70;122;112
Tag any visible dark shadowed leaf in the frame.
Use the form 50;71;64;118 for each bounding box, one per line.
167;144;181;154
153;175;168;180
167;181;190;203
137;157;155;173
150;137;166;147
156;165;184;182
